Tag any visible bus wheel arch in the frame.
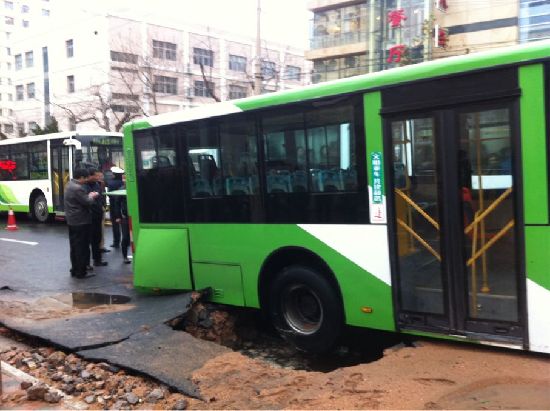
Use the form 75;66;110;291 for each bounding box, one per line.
29;189;49;222
259;247;345;353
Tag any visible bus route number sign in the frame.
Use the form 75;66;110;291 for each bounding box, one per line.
370;152;386;224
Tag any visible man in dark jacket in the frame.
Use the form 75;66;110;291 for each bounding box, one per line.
111;174;131;264
64;168;99;278
87;168;108;267
107;166;124;249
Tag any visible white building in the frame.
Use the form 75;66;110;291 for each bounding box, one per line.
0;0;54;138
7;10;311;137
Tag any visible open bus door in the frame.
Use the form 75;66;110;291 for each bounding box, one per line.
50;140;70;213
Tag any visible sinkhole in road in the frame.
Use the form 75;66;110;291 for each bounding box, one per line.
169;302;411;372
70;292;131;309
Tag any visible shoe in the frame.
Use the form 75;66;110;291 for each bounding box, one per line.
123;258;131;264
70;269;75;277
86;265;94;271
93;261;108;267
100;248;111;253
75;273;96;279
110;244;120;249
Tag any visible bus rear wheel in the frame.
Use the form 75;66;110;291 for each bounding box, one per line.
268;265;343;353
32;194;49;223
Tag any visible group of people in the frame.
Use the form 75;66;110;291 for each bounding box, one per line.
64;166;130;279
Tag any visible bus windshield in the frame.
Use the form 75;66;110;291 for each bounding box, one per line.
75;135;125;178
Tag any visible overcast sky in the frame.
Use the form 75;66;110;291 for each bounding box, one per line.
73;0;311;49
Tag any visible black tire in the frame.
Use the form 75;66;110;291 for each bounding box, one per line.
32;194;50;223
268;265;344;353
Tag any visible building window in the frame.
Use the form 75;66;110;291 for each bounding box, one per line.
228;54;246;72
22;20;29;28
14;54;22;70
66;39;73;58
16;122;25;137
28;121;37;134
4;124;14;133
8;93;12;101
152;40;176;61
193;48;213;67
21;4;29;12
228;84;247;99
25;51;33;67
110;51;138;64
4;1;13;9
111;104;139;113
194;80;214;97
15;85;23;100
26;82;35;99
67;75;75;93
285;65;301;81
7;62;11;70
6;47;11;56
5;16;14;25
153;75;177;94
41;8;49;16
261;60;277;78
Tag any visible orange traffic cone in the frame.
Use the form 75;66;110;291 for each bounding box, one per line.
5;208;18;231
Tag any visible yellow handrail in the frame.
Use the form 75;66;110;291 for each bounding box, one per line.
464;187;512;235
466;220;515;267
397;218;441;261
395;188;440;230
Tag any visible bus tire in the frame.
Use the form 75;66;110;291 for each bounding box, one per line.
268;265;343;353
32;194;49;223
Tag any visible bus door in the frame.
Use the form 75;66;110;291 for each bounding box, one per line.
50;141;70;212
385;100;523;343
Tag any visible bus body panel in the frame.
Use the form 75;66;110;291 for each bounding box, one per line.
0;180;51;212
187;223;395;332
133;226;192;290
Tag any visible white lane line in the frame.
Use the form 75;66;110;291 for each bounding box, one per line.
0;238;38;246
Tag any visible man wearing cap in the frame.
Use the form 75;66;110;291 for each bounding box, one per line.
108;166;125;249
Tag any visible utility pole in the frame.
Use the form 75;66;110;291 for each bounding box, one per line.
254;0;262;95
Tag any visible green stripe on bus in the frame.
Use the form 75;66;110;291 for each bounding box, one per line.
520;64;549;225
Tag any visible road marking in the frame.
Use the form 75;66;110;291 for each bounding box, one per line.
0;238;38;246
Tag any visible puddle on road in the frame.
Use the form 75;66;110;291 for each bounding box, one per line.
171;303;409;372
70;292;131;309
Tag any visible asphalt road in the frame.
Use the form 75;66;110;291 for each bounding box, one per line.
0;212;133;295
0;212;228;397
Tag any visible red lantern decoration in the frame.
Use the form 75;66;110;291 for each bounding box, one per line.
387;45;407;63
387;9;407;29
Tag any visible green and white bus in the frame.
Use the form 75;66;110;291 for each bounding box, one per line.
0;131;123;222
123;41;550;354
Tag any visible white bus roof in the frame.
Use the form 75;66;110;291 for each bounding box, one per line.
0;131;122;146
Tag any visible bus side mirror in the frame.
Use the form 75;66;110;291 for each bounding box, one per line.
75;149;83;162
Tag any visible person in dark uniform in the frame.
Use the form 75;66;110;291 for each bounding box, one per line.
111;172;131;264
86;168;108;267
107;166;124;249
64;168;99;278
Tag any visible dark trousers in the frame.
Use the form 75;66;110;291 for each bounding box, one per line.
121;218;130;259
111;220;121;247
90;215;103;263
69;224;91;276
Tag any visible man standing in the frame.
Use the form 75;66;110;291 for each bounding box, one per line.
107;166;124;249
64;168;98;279
87;168;108;267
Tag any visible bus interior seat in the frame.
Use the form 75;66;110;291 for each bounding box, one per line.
152;155;172;168
319;169;344;192
342;168;357;191
292;170;307;192
192;178;213;197
226;176;252;195
267;174;291;193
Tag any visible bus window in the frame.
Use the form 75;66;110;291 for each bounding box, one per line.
28;142;48;180
306;105;357;192
220;118;258;195
11;145;29;180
